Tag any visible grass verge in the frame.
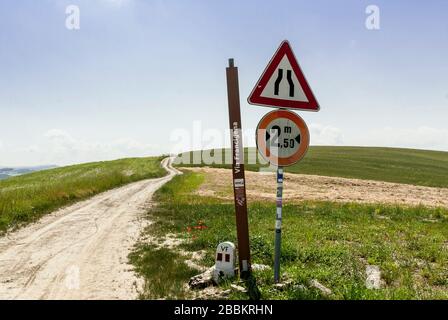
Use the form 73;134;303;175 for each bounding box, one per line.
0;156;166;234
132;170;448;300
129;244;199;299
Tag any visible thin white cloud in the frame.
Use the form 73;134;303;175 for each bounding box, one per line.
100;0;132;7
361;126;448;151
45;129;76;147
309;123;344;146
4;129;161;166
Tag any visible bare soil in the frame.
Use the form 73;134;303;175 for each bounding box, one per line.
186;167;448;208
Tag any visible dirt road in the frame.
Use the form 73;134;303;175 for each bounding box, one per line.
0;157;180;300
189;167;448;208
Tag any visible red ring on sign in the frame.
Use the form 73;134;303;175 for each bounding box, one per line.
256;110;310;167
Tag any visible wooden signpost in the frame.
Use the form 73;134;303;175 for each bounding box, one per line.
226;58;251;278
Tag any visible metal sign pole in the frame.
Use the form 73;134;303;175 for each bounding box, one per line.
226;58;251;279
274;166;284;283
250;40;319;285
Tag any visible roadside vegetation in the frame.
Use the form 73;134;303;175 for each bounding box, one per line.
176;146;448;188
0;157;165;234
131;170;448;300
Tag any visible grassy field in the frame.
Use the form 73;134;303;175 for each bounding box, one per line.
175;146;448;188
0;157;166;234
131;171;448;300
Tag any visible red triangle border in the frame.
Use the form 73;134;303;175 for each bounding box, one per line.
248;40;320;112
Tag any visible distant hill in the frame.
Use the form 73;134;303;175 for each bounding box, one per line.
176;146;448;188
0;165;58;180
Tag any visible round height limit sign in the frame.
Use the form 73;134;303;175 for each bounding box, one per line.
256;109;310;167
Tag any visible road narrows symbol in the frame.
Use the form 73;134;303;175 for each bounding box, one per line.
248;40;320;111
274;69;283;96
273;69;295;97
287;70;294;97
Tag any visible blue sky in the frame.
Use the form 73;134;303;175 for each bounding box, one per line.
0;0;447;166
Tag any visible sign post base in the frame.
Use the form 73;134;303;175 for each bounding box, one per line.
274;167;284;283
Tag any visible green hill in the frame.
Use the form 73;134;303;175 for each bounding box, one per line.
0;157;165;234
176;146;448;188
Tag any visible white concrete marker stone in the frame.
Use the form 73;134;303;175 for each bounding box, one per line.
366;265;382;289
213;242;236;283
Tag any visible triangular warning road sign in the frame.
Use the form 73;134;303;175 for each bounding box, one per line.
248;40;320;111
